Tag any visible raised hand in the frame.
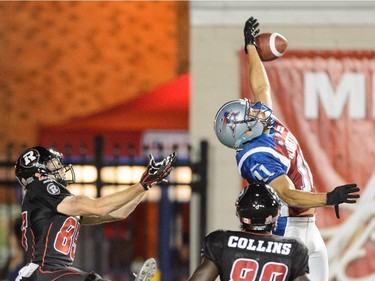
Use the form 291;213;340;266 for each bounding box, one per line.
140;152;177;190
244;16;260;53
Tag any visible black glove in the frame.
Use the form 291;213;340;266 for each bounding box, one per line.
140;152;176;190
244;16;260;54
326;183;360;219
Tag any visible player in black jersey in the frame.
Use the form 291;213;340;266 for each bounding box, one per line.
188;183;310;281
14;146;175;281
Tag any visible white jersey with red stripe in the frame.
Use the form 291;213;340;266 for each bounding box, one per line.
236;118;315;217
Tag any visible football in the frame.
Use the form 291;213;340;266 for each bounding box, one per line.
255;32;288;61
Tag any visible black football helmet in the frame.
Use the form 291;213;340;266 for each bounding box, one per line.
15;146;75;188
236;183;280;232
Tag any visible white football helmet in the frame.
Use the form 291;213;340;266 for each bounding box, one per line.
214;98;274;150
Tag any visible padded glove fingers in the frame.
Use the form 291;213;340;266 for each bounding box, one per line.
326;183;360;219
140;152;177;190
244;16;260;53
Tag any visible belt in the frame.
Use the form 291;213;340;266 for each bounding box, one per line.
287;215;316;222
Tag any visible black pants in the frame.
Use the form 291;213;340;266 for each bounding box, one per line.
25;266;108;281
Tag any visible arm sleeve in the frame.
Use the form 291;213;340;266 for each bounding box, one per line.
36;180;72;212
238;149;288;184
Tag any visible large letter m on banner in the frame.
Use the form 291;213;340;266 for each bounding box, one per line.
304;72;366;120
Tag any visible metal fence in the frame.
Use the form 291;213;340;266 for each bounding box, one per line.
0;136;208;281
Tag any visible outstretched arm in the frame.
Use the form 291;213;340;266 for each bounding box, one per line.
244;17;272;109
269;175;360;217
78;186;147;225
57;152;176;224
269;175;327;208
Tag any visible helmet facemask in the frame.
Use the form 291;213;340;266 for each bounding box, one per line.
240;100;274;146
46;157;75;187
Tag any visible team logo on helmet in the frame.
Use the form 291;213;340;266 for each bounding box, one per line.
241;217;252;224
223;110;240;138
20;149;40;168
47;183;60;195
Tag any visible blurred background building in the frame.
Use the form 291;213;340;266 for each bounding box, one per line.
0;1;374;281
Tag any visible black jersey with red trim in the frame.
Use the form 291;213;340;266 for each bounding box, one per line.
202;229;309;281
20;178;81;269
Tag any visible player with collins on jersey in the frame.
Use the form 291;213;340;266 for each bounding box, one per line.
188;183;310;281
214;16;361;281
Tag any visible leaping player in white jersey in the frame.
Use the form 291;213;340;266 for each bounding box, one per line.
214;16;361;281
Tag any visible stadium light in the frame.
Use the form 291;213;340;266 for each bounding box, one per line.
69;165;192;202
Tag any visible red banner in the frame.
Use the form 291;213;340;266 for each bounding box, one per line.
241;50;375;280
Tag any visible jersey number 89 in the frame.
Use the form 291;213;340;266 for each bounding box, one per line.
54;217;81;260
